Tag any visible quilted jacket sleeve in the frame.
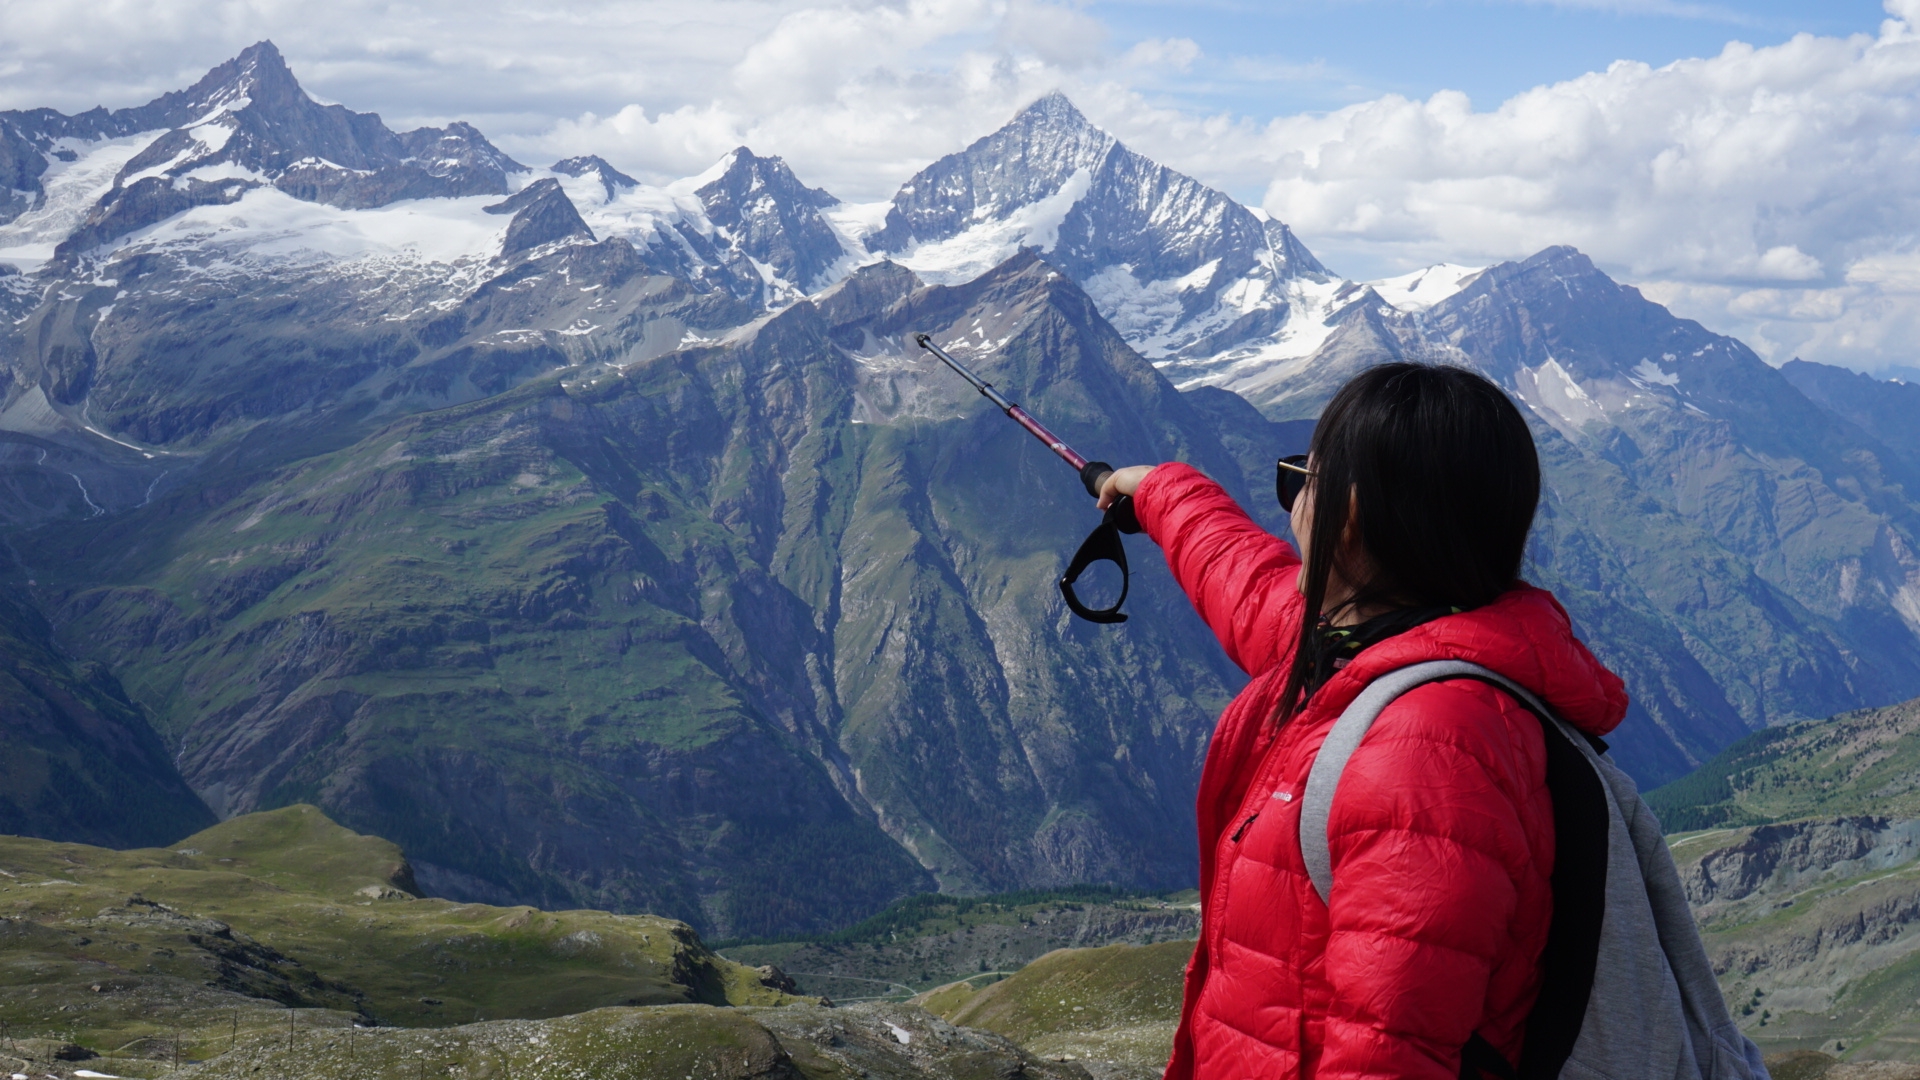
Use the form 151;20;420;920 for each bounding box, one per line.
1133;463;1303;675
1315;681;1552;1080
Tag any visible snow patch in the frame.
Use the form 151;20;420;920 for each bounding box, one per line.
666;149;742;196
1523;357;1609;429
894;167;1093;285
185;117;236;154
1368;263;1482;312
120;147;195;188
1152;274;1350;390
0;131;167;270
823;201;892;248
570;179;713;252
1631;359;1681;386
179;161;266;185
551;169;615;209
111;185;509;275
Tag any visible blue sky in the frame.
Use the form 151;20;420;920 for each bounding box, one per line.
1096;0;1890;119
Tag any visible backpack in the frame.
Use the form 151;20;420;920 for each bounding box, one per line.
1298;659;1771;1080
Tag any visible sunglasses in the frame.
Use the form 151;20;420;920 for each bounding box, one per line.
1276;454;1314;512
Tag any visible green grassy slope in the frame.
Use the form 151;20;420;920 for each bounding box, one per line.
1645;696;1920;831
26;354;933;936
921;939;1192;1079
0;804;796;1072
721;887;1199;1002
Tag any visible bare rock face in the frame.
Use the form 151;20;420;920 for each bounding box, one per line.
1681;817;1920;916
755;964;799;993
486;178;595;258
695;147;845;295
1677;815;1920;1058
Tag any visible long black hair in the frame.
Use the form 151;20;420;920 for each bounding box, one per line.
1276;362;1541;720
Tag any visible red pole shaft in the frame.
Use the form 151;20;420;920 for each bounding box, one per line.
915;334;1090;473
1004;406;1089;471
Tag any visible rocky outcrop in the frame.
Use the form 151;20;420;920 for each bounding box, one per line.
552;155;638;200
1680;815;1920;1056
486;178;595;258
1683;817;1920;916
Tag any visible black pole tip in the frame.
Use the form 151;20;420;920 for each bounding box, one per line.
914;332;932;347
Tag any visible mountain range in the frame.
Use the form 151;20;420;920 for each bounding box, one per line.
7;41;1920;935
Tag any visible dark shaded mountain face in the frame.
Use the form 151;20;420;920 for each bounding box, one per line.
0;41;522;256
0;578;214;847
1779;359;1920;468
11;248;1291;935
486;177;596;257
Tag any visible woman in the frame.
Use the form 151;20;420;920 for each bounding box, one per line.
1096;363;1628;1080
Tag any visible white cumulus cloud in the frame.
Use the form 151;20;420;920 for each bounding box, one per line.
1233;5;1920;368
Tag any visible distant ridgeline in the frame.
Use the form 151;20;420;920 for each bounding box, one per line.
1646;693;1920;833
10;41;1920;937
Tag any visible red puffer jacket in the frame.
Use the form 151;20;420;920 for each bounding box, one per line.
1137;463;1628;1080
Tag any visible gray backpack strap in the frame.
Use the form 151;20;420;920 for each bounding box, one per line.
1300;658;1512;903
1298;658;1769;1080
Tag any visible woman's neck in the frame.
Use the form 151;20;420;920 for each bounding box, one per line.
1321;575;1397;627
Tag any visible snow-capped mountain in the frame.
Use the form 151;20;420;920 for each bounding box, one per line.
1;42;524;261
862;93;1330;365
550;155;638;200
691;147;848;298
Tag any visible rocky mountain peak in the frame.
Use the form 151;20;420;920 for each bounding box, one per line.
696;147;837;212
1005;90;1102;144
1426;243;1675;386
552;155;638;201
485;177;594;258
84;39;308;135
398;121;522;182
867;93;1329;366
870;94;1116;253
43;46;523;260
179;40;304;117
693;146;847;297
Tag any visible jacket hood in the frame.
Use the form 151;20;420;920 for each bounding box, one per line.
1312;583;1628;736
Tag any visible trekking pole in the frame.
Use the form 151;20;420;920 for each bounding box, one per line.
914;333;1141;624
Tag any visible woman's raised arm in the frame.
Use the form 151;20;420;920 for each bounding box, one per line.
1111;462;1304;675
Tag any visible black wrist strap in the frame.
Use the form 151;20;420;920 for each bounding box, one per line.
1058;496;1140;624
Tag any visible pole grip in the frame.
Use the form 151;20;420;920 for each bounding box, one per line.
1080;460;1113;499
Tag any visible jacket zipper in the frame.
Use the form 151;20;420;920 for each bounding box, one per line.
1230;812;1260;842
